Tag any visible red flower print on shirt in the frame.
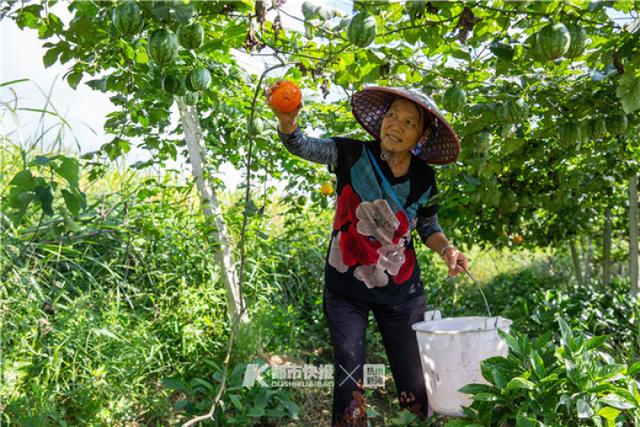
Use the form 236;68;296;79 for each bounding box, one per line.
392;210;410;245
340;224;381;266
333;184;360;231
392;247;416;284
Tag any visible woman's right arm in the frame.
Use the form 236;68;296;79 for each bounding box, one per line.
266;83;337;167
277;124;338;167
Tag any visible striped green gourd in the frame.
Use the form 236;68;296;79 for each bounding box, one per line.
148;29;178;66
347;13;377;48
112;1;144;36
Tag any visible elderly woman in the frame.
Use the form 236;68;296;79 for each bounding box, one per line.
267;85;469;426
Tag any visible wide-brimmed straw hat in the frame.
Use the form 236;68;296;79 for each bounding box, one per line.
351;86;461;165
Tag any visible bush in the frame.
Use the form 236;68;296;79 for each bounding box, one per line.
455;318;640;426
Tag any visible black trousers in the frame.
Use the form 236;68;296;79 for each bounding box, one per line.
322;285;429;426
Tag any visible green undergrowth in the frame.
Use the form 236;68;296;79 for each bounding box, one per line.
2;145;637;426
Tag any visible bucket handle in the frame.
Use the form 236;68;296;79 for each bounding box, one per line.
458;265;499;329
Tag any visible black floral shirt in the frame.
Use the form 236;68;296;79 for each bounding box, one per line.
279;125;442;305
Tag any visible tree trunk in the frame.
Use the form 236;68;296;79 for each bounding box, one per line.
603;207;612;286
176;97;249;324
570;238;583;286
583;236;592;286
630;173;639;297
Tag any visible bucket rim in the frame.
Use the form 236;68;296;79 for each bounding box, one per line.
411;316;513;335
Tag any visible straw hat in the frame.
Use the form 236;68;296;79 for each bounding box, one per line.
351;86;461;165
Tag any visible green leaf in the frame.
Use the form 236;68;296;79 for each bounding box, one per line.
505;377;536;392
228;394;243;410
67;70;83;90
244;198;259;217
191;378;214;392
597;406;621;421
162;377;187;391
34;184;54;216
598;394;636;410
615;69;640;114
595;364;626;382
135;46;148;64
8;189;34;210
32;155;53;166
43;46;61;67
532;330;553;351
577;398;594;418
474;392;499;401
530;350;544;379
490;42;515;61
86;78;108;92
612;0;635;13
61;188;81;216
92;327;119;340
539;373;559;383
480;356;515;388
585;335;608;351
15;4;42;30
463;173;481;186
54;156;80;188
9;170;34;190
247;404;266;417
492;367;507;389
628;361;640;377
277;397;299;418
458;383;499;395
497;329;522;355
566;360;583;387
558;317;573;346
568;335;585;353
515;414;539;427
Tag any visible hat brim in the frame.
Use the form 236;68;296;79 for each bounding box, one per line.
351;86;461;165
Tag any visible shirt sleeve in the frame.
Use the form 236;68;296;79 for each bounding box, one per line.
416;212;443;244
277;124;338;167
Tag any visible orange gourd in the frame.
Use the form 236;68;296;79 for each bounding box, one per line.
268;80;302;113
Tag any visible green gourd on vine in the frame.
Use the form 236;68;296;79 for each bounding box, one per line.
188;67;211;91
564;22;587;58
536;23;571;61
347;13;377;48
112;1;144;37
442;86;466;113
177;22;204;50
501;98;529;124
558;123;582;147
605;114;628;136
162;74;183;95
588;117;607;140
148;29;178;66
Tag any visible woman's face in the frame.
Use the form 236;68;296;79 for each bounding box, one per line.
380;98;429;154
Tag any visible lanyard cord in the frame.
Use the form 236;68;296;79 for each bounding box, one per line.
365;147;414;231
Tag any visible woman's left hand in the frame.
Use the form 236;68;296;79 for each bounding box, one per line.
443;247;469;277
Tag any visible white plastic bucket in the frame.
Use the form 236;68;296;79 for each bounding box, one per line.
411;316;512;417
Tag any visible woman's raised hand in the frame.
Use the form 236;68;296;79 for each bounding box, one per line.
265;82;303;133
